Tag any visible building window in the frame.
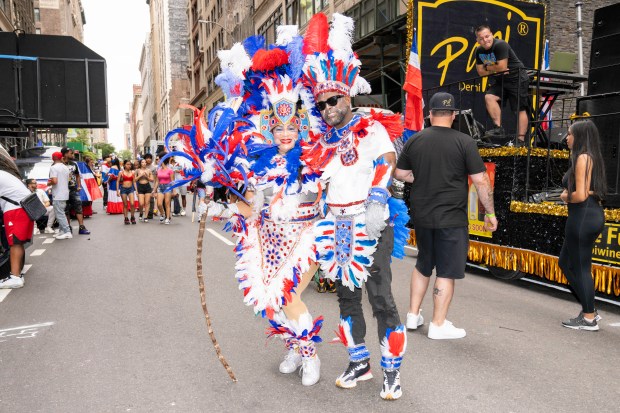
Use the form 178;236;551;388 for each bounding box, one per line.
34;8;40;23
257;6;282;45
299;0;328;27
36;28;41;34
345;0;398;39
286;0;298;25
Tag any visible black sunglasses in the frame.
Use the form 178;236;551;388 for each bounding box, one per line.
317;95;345;111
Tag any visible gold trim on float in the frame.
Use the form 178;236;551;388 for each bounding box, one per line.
407;231;620;297
478;147;569;158
510;201;620;223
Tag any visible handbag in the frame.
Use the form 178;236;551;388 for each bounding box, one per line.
2;192;48;221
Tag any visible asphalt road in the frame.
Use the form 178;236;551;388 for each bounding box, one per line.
1;200;619;413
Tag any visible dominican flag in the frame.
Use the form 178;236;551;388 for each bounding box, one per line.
540;39;552;131
403;31;424;132
77;161;102;201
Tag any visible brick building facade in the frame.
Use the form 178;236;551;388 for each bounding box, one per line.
0;0;35;33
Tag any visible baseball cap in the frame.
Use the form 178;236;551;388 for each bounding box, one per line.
429;92;457;111
52;151;63;160
60;146;72;155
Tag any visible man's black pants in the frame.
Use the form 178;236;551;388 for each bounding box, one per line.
336;224;401;344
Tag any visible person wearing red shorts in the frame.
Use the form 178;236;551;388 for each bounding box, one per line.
0;155;34;288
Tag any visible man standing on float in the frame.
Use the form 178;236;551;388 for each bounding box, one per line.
302;13;407;401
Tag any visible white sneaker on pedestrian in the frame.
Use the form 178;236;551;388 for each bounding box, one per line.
279;348;302;374
180;208;186;216
53;228;59;234
300;355;321;386
44;227;55;234
33;228;40;235
164;218;170;225
428;320;466;340
0;275;24;289
406;311;424;330
159;215;165;223
55;232;73;240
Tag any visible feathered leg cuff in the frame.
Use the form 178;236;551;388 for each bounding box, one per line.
380;325;407;371
333;316;371;361
266;311;324;343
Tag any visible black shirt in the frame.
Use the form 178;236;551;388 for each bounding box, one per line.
396;126;487;228
66;161;80;191
475;38;524;80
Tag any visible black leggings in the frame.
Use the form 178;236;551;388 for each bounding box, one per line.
558;196;604;313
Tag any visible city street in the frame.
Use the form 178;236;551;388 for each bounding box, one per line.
1;200;619;413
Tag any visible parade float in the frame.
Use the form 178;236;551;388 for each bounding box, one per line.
406;0;620;302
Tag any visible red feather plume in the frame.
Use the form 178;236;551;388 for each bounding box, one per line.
387;330;406;356
251;49;289;72
303;13;330;54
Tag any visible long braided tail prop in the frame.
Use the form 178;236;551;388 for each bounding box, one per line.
197;211;237;382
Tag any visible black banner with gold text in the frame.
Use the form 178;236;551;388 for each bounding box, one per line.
416;0;545;131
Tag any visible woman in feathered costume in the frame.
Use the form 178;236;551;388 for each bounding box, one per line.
190;26;326;386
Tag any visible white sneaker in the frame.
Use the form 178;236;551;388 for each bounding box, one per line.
300;355;321;386
279;348;302;374
33;228;40;235
0;275;24;289
55;232;73;240
428;320;466;340
44;227;55;234
180;208;186;216
159;215;165;223
406;311;424;330
164;218;170;225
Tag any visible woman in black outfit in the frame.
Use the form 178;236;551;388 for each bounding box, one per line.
559;120;606;331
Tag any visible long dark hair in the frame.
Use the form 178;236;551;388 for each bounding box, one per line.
0;153;22;180
568;120;607;200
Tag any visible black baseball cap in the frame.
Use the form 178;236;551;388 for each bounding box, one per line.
429;92;457;111
60;146;73;155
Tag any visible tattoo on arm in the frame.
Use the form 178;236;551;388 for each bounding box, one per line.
474;173;495;214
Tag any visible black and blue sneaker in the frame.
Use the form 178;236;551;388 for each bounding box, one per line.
335;359;373;389
380;369;402;400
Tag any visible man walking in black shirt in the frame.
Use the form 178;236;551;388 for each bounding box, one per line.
475;24;530;145
395;92;497;339
61;147;91;235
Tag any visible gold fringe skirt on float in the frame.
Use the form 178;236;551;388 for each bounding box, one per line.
407;230;620;297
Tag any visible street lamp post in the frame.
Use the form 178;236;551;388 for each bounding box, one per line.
198;19;235;46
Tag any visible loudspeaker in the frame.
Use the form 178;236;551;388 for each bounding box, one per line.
588;65;620;95
592;3;620;39
577;93;620;207
590;33;620;70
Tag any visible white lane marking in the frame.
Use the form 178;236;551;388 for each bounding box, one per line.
404;245;418;251
0;322;55;332
22;264;32;274
0;322;55;343
206;228;234;246
0;290;10;303
30;249;45;257
609;322;620;327
42;238;55;244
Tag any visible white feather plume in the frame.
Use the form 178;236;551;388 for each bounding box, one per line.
350;76;372;96
276;25;299;46
218;42;252;79
328;13;354;54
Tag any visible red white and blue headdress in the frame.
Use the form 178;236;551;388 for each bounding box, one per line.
302;13;371;99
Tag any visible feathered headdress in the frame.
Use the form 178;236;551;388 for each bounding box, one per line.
302;13;371;99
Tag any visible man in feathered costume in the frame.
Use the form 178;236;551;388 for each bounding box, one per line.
179;27;326;386
302;13;408;400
